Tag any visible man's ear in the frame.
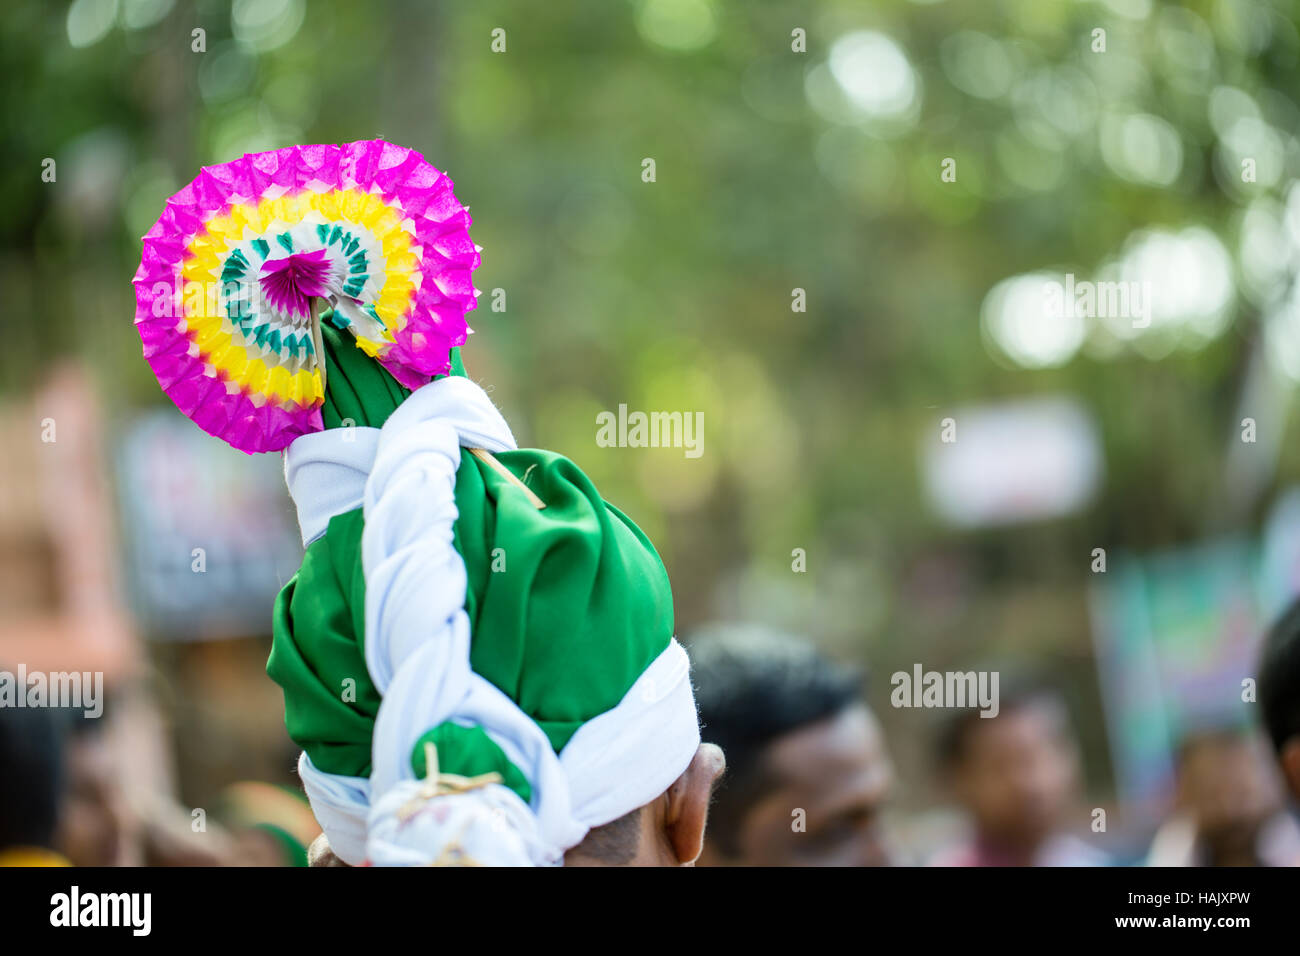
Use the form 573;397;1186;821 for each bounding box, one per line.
1280;737;1300;804
664;743;725;865
307;834;350;867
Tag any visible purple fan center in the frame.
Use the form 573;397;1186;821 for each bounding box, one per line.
260;249;331;320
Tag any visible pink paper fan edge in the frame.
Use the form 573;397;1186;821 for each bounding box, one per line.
132;140;480;452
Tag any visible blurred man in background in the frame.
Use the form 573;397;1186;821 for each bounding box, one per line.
689;626;896;866
0;706;70;866
0;700;248;867
53;712;136;866
1259;597;1300;805
1146;727;1299;866
0;704;140;866
932;684;1108;867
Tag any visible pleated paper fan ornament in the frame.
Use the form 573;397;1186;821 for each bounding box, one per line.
132;140;482;453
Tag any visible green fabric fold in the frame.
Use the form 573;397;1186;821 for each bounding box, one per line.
412;724;533;804
267;317;674;804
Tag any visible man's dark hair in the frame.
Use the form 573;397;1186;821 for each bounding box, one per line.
0;704;66;850
1259;596;1300;754
935;680;1069;772
688;626;863;858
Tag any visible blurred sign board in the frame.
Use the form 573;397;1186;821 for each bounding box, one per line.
920;397;1102;527
1088;488;1300;814
116;410;303;640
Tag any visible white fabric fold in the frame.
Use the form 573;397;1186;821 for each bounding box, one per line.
561;638;699;828
358;385;582;863
283;374;700;866
284;427;380;547
284;377;517;548
295;751;370;865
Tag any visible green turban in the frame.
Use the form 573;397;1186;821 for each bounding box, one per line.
267;317;698;864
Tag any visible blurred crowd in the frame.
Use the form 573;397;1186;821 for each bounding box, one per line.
0;702;317;867
686;616;1300;867
3;609;1297;868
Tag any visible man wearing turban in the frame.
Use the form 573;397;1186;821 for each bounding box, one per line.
268;318;723;866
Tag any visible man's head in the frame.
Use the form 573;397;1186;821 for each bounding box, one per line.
1173;728;1282;866
689;628;894;866
1259;596;1300;801
938;684;1079;855
308;743;725;867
